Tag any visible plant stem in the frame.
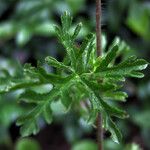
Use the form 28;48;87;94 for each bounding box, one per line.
96;0;102;56
96;0;103;150
97;113;103;150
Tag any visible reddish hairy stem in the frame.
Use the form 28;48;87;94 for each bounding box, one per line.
97;113;103;150
96;0;102;56
96;0;103;150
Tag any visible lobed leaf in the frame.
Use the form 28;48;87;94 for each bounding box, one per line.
103;91;128;102
96;45;119;71
61;11;72;33
45;56;72;71
0;12;148;142
19;90;51;103
95;58;148;78
76;33;95;73
72;22;82;39
43;103;53;124
20;120;39;137
61;88;72;111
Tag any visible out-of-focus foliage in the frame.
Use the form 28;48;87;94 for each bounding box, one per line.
0;58;24;143
107;0;150;41
106;0;150;59
132;110;150;129
71;139;142;150
15;138;41;150
104;140;142;150
0;0;87;47
127;0;150;41
125;143;142;150
72;140;97;150
107;0;129;32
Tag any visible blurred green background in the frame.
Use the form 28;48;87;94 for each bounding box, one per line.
0;0;149;150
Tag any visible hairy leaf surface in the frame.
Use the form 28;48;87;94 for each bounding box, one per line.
0;12;148;143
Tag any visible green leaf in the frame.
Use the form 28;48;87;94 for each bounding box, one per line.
45;56;72;71
80;77;117;92
109;118;122;144
103;91;128;102
96;57;148;77
96;45;119;71
72;22;82;39
43;103;53;124
61;11;72;33
72;140;97;150
19;90;51;103
16;104;42;126
76;33;95;73
0;69;11;77
127;71;145;78
117;57;148;71
103;113;122;144
15;72;75;136
16;138;41;150
16;88;59;136
87;109;97;124
54;25;63;41
99;95;128;119
16;27;32;46
0;12;148;142
38;67;73;84
0;79;41;94
55;12;77;69
132;110;150;128
125;143;142;150
80;33;95;53
80;78;128;119
20;120;39;137
61;88;72;110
